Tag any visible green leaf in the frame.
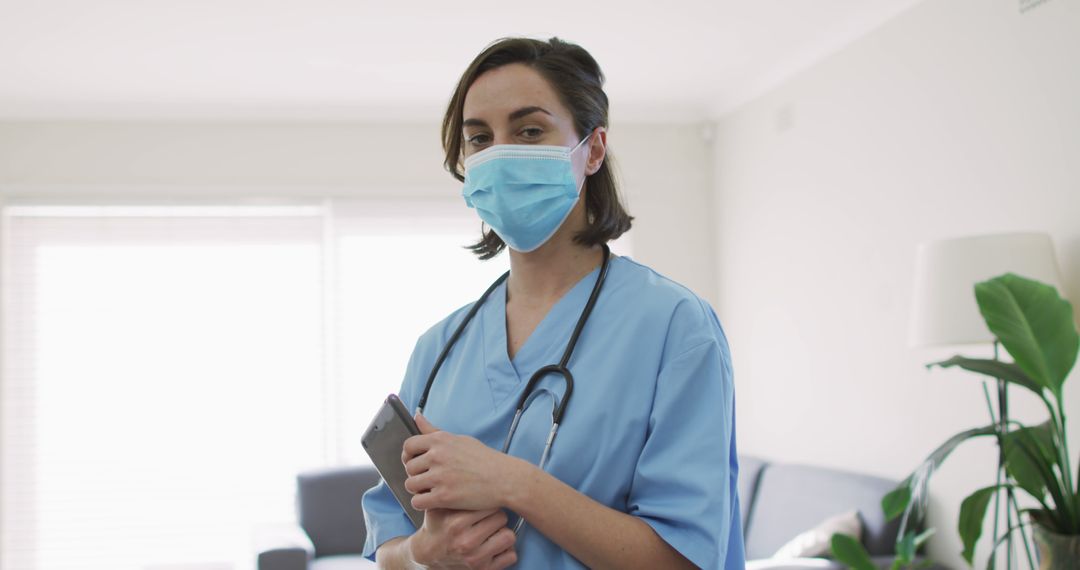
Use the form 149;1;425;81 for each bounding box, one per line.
894;528;936;566
924;425;998;470
1002;421;1058;502
974;274;1079;401
959;486;998;565
926;356;1043;396
890;425;997;535
830;533;877;570
896;530;917;563
882;483;912;521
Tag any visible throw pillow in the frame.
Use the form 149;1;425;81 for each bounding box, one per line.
771;509;863;559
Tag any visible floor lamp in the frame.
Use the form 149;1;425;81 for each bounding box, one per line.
909;232;1064;569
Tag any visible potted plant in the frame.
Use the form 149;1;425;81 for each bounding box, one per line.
831;273;1080;569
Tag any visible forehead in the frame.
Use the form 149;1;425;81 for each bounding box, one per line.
462;63;571;123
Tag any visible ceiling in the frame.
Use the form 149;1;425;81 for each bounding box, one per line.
0;0;926;122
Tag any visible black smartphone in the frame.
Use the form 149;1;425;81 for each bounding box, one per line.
361;394;425;528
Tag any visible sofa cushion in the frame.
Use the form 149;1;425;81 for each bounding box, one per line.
738;455;768;529
743;462;902;560
772;509;862;559
298;466;382;557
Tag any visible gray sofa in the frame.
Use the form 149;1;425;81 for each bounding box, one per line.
737;456;942;569
257;465;381;570
257;455;943;569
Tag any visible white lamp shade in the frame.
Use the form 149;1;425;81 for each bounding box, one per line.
909;232;1063;348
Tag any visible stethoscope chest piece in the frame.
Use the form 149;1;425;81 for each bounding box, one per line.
415;244;612;536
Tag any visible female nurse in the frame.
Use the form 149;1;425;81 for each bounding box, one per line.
362;37;744;570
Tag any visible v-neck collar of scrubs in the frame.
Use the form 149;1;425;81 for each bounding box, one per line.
480;260;608;408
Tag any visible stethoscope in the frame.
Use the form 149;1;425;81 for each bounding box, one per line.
415;243;611;533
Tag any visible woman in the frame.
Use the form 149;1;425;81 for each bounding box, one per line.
362;37;743;570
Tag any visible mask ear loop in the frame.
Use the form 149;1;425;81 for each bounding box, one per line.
571;131;592;152
571;129;595;193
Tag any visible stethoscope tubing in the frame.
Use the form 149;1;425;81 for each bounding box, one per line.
413;244;612;535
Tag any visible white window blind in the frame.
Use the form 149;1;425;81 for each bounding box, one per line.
1;206;328;570
0;199;627;569
330;202;510;465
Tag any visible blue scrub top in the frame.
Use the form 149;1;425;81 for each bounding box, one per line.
362;256;744;569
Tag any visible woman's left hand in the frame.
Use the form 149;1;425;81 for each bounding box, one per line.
402;413;522;512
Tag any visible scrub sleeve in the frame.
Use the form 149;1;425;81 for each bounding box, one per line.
626;336;738;569
361;337;431;560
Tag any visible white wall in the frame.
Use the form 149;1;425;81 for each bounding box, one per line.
0;121;717;304
712;0;1079;567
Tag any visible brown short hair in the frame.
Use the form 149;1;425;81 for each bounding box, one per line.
442;37;633;260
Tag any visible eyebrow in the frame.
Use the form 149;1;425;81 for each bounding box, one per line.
462;106;552;128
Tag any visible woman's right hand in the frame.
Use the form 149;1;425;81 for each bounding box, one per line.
407;507;517;570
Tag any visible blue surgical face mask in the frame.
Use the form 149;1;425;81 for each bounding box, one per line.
462;135;590;253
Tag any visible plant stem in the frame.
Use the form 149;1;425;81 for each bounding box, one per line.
1039;399;1075;529
980;380;1002;561
986;522;1031;570
997;361;1013;570
1004;487;1014;570
1058;400;1077;532
983;380;1005;561
1007;489;1037;570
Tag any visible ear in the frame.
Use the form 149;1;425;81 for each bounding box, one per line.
585;127;607;176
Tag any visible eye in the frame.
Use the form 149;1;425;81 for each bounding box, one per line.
519;127;544;140
465;133;492;147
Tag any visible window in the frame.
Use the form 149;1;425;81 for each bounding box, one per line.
330;201;510;465
0;199;628;569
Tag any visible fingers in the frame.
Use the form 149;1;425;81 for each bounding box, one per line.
463;527;516;570
401;414;440;463
402;424;453;463
457;508;500;527
414;412;440;434
402;433;434;462
487;545;518;570
453;509;509;554
411;485;447;511
421;506;490;528
404;451;432;476
404;471;435;496
421;508;510;569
